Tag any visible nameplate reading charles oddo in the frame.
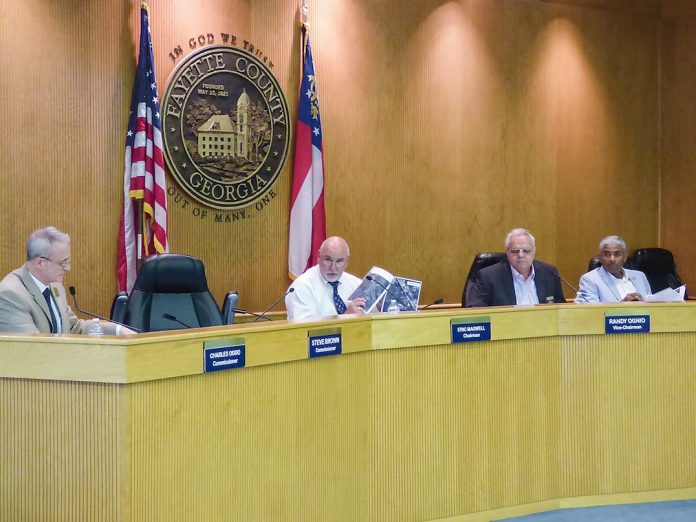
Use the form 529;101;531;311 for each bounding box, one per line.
308;328;342;358
451;317;491;343
605;311;650;334
204;338;246;372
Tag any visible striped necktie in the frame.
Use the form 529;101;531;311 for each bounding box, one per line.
42;287;59;334
328;281;346;314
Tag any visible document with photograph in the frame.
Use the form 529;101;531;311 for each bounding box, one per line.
348;267;422;313
378;277;422;312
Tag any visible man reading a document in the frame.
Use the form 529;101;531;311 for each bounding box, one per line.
0;227;131;334
575;235;651;303
286;236;366;320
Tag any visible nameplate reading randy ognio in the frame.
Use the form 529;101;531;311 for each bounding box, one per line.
308;327;342;358
451;317;491;343
605;310;650;334
204;338;246;372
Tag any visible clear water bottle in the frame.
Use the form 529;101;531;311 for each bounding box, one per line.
387;299;399;314
84;318;104;337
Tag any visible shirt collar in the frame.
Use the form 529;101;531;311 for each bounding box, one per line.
510;263;535;283
28;272;50;294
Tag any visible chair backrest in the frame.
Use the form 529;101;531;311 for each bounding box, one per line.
461;252;507;307
627;247;686;294
110;291;129;324
221;291;239;325
588;257;601;272
125;254;223;332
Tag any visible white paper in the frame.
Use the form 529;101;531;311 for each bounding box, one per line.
644;285;686;302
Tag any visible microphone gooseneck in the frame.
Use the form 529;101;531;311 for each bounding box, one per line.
254;287;295;323
232;308;272;321
365;275;414;311
69;286;142;333
553;271;578;295
162;313;193;329
419;298;444;311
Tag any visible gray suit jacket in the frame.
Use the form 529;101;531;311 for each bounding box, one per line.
575;267;652;303
0;265;85;334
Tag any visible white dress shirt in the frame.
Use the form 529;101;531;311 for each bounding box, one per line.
286;265;362;320
510;265;539;306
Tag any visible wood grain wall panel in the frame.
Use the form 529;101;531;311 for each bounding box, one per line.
0;379;122;521
660;14;696;291
0;0;666;318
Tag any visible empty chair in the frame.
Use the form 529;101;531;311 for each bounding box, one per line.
627;248;686;296
461;252;507;307
116;253;229;332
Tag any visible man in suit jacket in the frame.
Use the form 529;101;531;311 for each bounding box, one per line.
575;235;651;303
0;227;126;334
466;228;565;307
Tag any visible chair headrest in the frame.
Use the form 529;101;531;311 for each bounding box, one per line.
133;254;211;293
472;252;506;271
630;248;675;273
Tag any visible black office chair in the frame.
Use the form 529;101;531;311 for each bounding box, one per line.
111;254;237;332
627;247;687;296
221;291;239;324
461;252;507;307
110;291;129;324
587;257;601;271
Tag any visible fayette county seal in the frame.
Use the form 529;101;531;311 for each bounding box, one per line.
162;45;290;210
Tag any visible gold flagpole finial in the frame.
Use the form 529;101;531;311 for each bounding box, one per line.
301;0;309;30
141;2;150;14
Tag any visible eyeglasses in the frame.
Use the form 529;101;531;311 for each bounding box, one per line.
39;256;71;269
508;248;532;255
320;256;347;268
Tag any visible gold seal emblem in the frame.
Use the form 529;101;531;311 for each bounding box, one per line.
162;45;290;210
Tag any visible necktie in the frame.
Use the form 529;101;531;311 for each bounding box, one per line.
42;287;59;334
329;281;347;314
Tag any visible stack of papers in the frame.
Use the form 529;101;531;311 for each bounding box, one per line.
644;285;686;302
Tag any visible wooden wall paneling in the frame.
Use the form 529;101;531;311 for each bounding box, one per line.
313;0;660;303
0;0;668;317
660;14;696;290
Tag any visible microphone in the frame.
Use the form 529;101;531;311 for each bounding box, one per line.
552;271;578;295
419;298;444;311
162;313;193;329
69;286;142;333
232;308;272;321
366;275;415;311
254;287;295;322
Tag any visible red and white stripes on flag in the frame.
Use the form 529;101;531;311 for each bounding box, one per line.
288;26;326;279
117;3;168;293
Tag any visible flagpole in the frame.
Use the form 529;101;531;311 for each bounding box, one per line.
136;199;143;268
300;0;309;68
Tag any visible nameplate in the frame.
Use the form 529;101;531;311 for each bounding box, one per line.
605;312;650;334
204;338;246;372
451;317;491;343
308;328;342;358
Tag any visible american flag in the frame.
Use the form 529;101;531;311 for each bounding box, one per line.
117;3;168;293
288;27;326;279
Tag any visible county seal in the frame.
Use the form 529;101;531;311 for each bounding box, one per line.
162;45;290;210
